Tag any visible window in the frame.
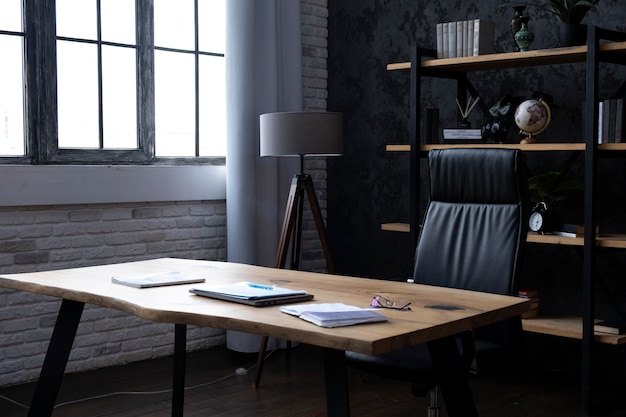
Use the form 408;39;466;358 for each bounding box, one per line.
0;0;25;157
0;0;225;164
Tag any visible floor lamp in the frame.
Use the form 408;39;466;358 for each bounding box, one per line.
254;111;343;387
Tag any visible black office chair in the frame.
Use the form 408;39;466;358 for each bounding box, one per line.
346;148;530;416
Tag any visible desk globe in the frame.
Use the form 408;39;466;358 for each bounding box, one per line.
514;98;551;143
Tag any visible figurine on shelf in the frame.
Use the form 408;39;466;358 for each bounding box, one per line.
482;94;521;143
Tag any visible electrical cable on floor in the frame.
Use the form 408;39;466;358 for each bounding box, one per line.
0;348;277;411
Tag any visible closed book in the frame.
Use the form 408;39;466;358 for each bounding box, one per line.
448;21;457;58
603;99;611;144
443;128;482;139
466;19;474;56
594;319;626;335
554;224;599;237
436;23;443;58
615;98;624;143
425;108;434;144
462;20;469;57
456;21;463;58
442;22;449;58
473;19;495;56
519;288;538;298
598;100;604;143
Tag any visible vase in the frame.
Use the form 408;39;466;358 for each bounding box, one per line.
510;6;527;51
514;22;534;52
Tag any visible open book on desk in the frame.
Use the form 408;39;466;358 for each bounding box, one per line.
280;303;388;328
190;281;313;306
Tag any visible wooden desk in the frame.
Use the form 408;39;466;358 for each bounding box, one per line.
0;258;529;417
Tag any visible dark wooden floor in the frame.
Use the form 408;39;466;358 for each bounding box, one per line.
1;333;626;416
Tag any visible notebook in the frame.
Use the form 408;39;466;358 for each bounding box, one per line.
189;281;314;307
111;271;205;288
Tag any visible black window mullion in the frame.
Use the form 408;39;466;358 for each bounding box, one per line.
194;0;200;157
96;0;104;149
25;0;58;164
136;0;155;159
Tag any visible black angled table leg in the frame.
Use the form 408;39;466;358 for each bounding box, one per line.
28;299;84;417
427;336;479;417
323;348;350;417
172;324;187;417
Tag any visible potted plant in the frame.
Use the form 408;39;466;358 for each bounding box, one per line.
545;0;599;24
546;0;599;45
499;1;599;46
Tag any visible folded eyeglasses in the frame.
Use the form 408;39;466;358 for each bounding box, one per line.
371;295;412;311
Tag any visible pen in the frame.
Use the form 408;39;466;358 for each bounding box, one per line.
247;282;274;290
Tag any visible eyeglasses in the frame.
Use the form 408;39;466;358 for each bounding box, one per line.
371;295;412;311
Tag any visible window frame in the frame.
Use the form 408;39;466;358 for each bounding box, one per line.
3;0;225;166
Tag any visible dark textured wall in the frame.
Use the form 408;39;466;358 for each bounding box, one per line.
327;1;626;317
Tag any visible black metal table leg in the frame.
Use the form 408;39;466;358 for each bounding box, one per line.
323;348;350;417
28;299;84;417
172;324;187;417
427;336;479;417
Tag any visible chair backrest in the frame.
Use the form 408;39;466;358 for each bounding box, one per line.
413;148;529;296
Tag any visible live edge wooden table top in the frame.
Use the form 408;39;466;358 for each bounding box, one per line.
0;257;529;356
0;258;531;417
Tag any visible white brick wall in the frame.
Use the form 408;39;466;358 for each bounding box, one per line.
0;1;329;387
0;202;227;387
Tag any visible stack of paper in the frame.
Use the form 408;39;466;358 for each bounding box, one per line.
280;303;387;328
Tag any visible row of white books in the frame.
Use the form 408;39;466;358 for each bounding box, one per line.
436;19;495;59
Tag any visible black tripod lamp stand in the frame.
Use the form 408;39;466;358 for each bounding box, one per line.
259;111;343;272
254;111;343;387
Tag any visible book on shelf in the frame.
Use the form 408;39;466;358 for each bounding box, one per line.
552;223;599;238
436;23;443;58
442;128;482;138
473;19;495;56
435;19;494;58
519;288;538;298
456;20;463;59
447;20;456;59
594;319;626;335
424;108;440;143
583;99;625;143
442;128;482;143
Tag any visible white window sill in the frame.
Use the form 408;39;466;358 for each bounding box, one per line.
0;165;226;206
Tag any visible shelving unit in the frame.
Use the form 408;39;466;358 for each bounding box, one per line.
385;27;626;415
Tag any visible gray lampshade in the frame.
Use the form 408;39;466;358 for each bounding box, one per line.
259;112;343;157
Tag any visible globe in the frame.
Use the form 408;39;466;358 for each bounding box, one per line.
514;99;551;143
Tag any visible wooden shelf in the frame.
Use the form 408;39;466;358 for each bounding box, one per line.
386;144;411;152
387;41;626;73
522;316;626;345
527;233;626;249
381;223;410;233
384;143;626;153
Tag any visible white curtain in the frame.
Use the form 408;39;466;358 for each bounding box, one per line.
225;0;302;351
